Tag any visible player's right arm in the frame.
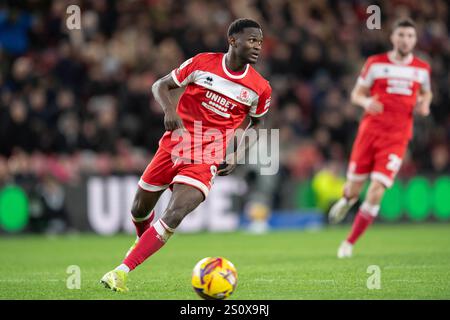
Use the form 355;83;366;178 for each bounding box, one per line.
152;54;204;131
217;84;272;176
151;74;185;131
351;57;383;115
350;84;383;115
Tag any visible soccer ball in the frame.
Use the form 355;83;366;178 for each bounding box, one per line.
191;257;238;300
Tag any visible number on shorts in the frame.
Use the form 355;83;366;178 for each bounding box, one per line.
210;165;217;182
386;154;402;173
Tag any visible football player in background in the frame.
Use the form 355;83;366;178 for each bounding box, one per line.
328;18;432;258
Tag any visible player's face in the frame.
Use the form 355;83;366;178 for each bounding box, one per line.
391;27;417;56
232;27;263;64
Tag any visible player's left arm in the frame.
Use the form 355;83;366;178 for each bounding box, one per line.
217;85;272;176
415;65;433;117
217;116;266;176
415;88;433;117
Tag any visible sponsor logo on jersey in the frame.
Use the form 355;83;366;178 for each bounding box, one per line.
204;90;237;118
386;79;413;96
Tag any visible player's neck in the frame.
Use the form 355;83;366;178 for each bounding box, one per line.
224;52;247;73
388;50;413;65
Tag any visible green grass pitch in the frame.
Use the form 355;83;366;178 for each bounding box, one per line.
0;224;449;299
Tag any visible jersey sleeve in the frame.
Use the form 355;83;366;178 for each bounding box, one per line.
171;54;202;87
356;57;375;88
420;64;431;92
249;84;272;118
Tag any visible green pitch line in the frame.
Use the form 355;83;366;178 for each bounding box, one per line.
0;224;449;299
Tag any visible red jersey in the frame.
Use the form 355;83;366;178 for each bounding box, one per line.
357;52;431;140
159;52;272;163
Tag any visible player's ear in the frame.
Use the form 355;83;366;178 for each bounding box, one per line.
228;35;237;48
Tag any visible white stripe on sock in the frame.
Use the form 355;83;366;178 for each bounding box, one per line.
115;264;130;273
360;201;380;217
153;219;174;242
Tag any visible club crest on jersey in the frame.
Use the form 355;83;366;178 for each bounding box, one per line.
238;88;250;103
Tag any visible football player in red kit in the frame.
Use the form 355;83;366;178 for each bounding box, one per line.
101;19;271;291
328;18;432;258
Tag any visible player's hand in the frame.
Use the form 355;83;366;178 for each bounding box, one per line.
217;162;237;176
164;110;186;131
363;95;383;114
414;101;430;117
217;154;238;176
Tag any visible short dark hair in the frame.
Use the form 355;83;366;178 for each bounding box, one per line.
228;18;261;37
392;18;416;32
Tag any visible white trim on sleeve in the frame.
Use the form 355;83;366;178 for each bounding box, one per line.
249;107;269;118
421;71;431;91
171;70;182;87
357;76;372;88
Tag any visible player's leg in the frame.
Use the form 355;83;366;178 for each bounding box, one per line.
101;184;203;292
101;160;216;292
123;187;165;258
121;183;204;272
328;179;365;224
159;183;206;228
129;147;176;238
338;138;406;258
100;190;168;292
338;179;386;257
329;130;373;224
130;187;164;238
100;147;176;291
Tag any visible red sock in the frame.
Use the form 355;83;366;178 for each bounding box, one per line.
347;210;374;245
123;219;173;271
132;210;155;238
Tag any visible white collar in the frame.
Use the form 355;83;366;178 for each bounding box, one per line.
222;53;249;79
388;51;414;65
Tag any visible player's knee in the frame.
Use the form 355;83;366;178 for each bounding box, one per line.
360;201;380;218
163;206;189;228
367;182;385;203
345;182;363;199
131;194;148;219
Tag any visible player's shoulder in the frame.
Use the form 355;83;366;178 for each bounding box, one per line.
411;55;431;70
246;65;271;93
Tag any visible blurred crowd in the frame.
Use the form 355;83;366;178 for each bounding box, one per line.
0;0;449;191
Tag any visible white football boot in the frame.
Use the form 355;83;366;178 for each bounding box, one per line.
337;240;353;258
328;198;357;224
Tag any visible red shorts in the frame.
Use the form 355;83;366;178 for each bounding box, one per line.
138;147;219;200
347;129;408;188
